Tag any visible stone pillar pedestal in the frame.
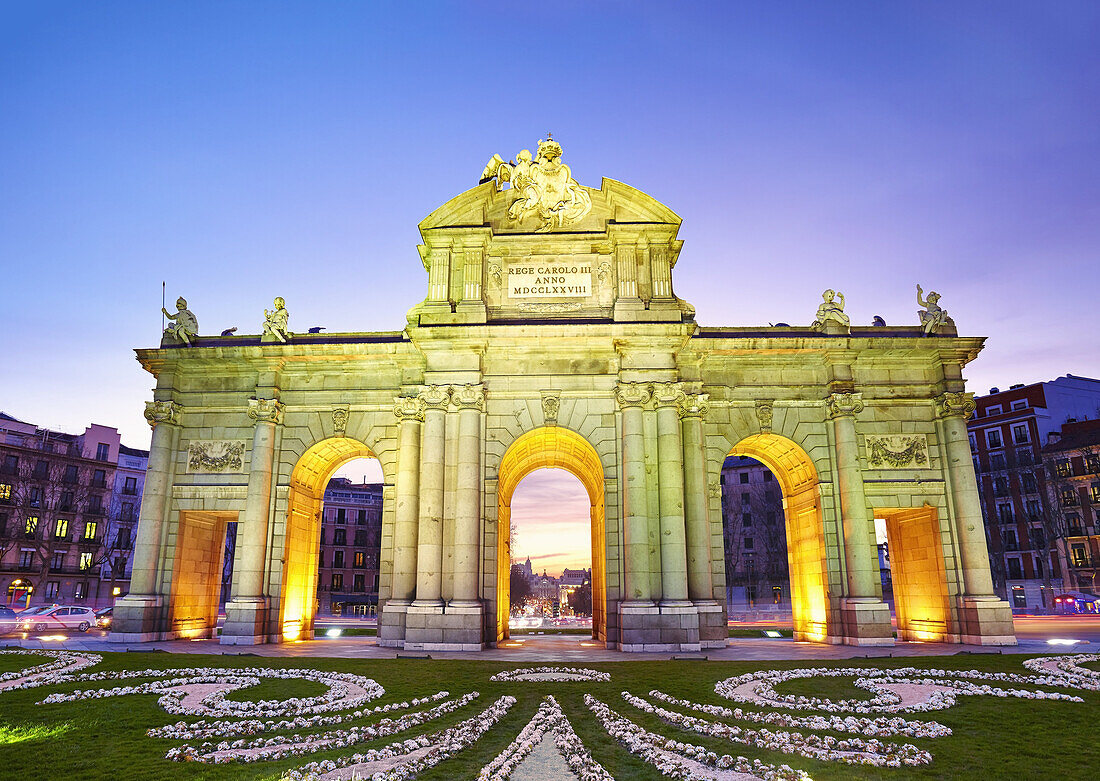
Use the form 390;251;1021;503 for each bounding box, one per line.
695;601;727;649
109;595;166;643
221;597;271;645
839;597;895;646
957;597;1017;645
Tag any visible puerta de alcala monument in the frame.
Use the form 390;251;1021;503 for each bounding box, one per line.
111;138;1016;651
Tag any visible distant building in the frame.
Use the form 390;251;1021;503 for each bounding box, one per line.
1041;418;1100;597
720;455;788;610
0;412;148;609
968;375;1100;610
316;477;383;616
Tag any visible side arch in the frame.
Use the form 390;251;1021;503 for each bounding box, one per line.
729;433;831;642
279;437;377;641
496;426;606;642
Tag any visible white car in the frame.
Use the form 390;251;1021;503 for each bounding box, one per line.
20;605;97;633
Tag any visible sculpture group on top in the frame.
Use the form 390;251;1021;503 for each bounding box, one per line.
159;295;294;346
480;135;593;231
807;285;951;335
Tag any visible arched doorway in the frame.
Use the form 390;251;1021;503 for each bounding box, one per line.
280;437;378;641
7;579;33;607
729;434;831;642
496;427;606;643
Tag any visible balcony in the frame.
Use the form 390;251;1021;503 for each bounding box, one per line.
121;486;138;496
84;506;105;517
78;535;101;547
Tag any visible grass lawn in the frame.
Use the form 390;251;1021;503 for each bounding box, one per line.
0;650;1095;780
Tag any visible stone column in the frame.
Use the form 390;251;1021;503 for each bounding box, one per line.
222;397;282;645
677;393;712;601
650;241;673;299
390;396;425;602
654;382;690;606
427;244;451;303
935;392;1015;645
616;382;652;605
616;244;637;299
451;384;484;605
827;391;892;645
110;400;180;642
413;385;450;606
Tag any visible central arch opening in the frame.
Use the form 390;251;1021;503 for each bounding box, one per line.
280;438;382;642
496;427;606;643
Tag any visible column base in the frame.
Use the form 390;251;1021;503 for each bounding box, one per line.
957;596;1017;646
221;597;272;645
403;601;486;651
379;600;410;648
839;597;895;646
109;595;167;642
695;600;727;649
620;600;701;652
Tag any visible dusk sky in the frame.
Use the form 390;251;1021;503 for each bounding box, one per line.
2;3;1098;568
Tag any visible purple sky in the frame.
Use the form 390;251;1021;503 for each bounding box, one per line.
2;5;1098;460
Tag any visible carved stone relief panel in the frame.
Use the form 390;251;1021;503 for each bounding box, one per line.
865;434;930;469
186;440;246;474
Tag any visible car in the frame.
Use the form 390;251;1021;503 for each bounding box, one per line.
19;605;97;633
95;606;113;629
0;606;18;634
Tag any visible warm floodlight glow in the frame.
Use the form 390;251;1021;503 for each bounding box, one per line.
877;507;951;642
325;628;342;638
763;630;783;638
282;437;377;645
731;434;830;642
496;426;606;643
1047;638;1081;646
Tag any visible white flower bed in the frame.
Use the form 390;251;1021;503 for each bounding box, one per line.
585;694;810;781
0;650;102;688
37;666;384;718
622;691;930;768
1022;654;1100;689
149;690;451;740
715;665;1083;714
281;696;516;781
168;691;481;764
648;689;950;738
490;666;610;683
479;694;612;780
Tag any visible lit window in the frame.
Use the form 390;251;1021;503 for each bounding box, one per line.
74;581;87;600
331;573;343;590
1091;485;1100;503
24;516;39;535
0;484;10;500
1061;489;1078;507
54;519;69;538
84;521;98;540
354;551;365;568
1055;460;1072;478
112;586;121;596
79;552;93;570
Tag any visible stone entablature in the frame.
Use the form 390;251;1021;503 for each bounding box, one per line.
112;144;1014;651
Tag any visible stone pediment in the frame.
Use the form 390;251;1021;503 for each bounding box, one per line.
418;178;682;235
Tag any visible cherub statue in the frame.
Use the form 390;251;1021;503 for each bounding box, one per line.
916;285;948;335
162;296;198;346
262;296;291;343
810;289;850;331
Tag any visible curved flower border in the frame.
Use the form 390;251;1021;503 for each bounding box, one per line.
490;666;610;682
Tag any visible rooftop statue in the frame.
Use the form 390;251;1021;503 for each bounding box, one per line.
162;296;198;346
263;296;291;343
916;285;949;335
810;289;850;332
480;135;592;231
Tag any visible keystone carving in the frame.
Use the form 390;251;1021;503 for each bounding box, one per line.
144;400;181;428
935;391;976;420
393;395;426;422
332;405;350;437
541;390;561;426
826;391;864;419
615;382;652;409
247;398;284;425
755;400;774;433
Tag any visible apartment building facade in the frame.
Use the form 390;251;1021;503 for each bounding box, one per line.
968;375;1100;610
0;412;148;609
1042;418;1100;597
316;478;383;616
720;455;789;611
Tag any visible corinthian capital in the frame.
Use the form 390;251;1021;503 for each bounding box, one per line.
451;383;486;411
935;391;976;420
615;382;652;409
418;384;451;410
677;393;710;420
826;391;864;419
144;400;181;428
394;395;426;422
652;381;686;407
247;398;284;425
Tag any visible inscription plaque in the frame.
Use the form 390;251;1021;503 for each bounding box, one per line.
507;262;592;298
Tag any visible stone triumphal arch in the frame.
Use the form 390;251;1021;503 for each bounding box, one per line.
112;138;1015;650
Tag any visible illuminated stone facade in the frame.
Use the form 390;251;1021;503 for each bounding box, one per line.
111;141;1015;650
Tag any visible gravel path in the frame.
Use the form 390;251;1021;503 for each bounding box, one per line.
509;733;578;780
